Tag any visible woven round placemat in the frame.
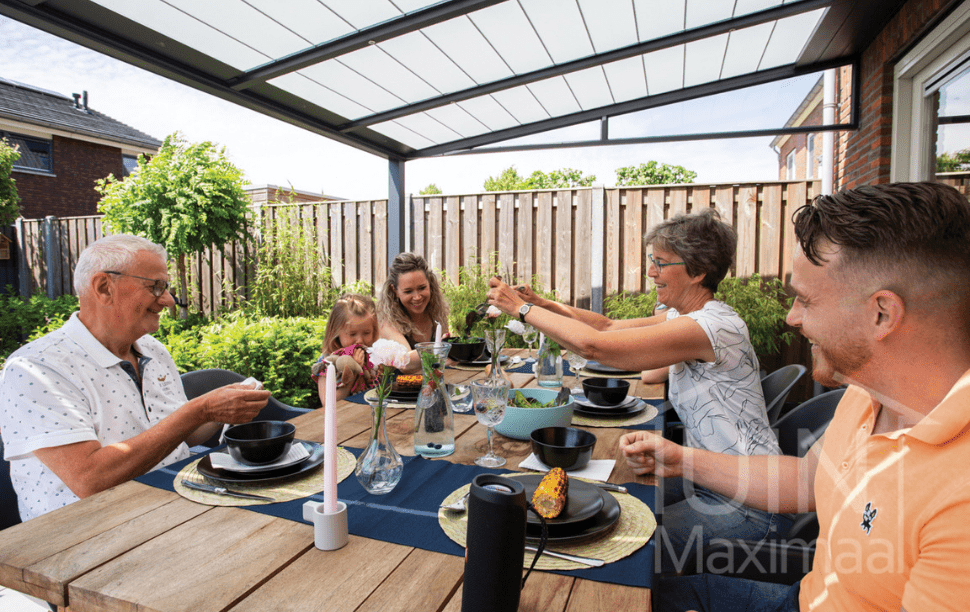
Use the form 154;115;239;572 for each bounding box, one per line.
363;389;417;408
438;475;656;571
174;446;357;506
571;402;659;428
577;368;641;379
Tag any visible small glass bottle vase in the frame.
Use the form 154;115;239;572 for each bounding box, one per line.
356;393;404;495
414;342;456;458
535;336;564;387
484;329;512;386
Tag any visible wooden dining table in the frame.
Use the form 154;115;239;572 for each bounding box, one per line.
0;349;664;612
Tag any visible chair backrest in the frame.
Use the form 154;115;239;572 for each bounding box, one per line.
762;364;808;424
179;369;311;447
774;388;846;457
1;438;22;530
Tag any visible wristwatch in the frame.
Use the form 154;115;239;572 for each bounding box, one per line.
518;302;533;323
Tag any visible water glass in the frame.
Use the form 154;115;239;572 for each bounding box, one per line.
448;383;472;413
470;378;510;467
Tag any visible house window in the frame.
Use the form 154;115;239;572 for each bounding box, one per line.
122;154;139;177
786;150;795;179
806;134;815;179
1;131;53;173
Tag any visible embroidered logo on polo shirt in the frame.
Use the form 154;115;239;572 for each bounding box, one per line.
157;375;167;382
861;502;878;535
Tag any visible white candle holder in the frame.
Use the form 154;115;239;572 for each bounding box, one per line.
303;500;349;550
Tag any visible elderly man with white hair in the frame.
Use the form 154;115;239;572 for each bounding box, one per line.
0;234;270;521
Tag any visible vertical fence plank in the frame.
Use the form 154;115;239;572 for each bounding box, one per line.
622;189;643;293
427;197;443;273
345;201;359;284
498;193;515;278
714;186;735;226
535;192;553;292
374;200;388;290
574;188;592;309
691;186;712;213
330;201;344;287
760;184;783;278
669;187;688;220
445;196;461;284
555;190;572;303
605;188;620;297
515;192;534;284
412;197;426;259
462;196;478;270
782;182;806;282
481;194;497;262
360;201;374;286
737;186;758;276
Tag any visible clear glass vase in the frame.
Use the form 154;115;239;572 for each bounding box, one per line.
535;335;564;387
355;393;404;495
484;329;512;386
414;342;455;457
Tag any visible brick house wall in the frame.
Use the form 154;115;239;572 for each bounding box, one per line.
841;0;958;188
13;135;126;219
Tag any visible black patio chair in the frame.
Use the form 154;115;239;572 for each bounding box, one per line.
180;368;312;448
762;364;807;424
693;388;846;583
1;438;22;531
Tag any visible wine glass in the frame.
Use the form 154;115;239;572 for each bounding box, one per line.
564;350;588;394
521;323;538;362
470;378;510;467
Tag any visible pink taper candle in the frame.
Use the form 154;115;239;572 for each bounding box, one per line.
434;322;442;346
324;362;338;514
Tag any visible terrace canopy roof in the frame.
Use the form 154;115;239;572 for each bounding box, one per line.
0;0;903;161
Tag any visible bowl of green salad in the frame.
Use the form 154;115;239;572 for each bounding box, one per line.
494;387;574;440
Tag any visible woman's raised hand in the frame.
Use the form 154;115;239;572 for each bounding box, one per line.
486;276;525;316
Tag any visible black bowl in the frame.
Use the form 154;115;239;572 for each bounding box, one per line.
582;378;630;406
530;426;597;471
447;336;486;362
224;420;296;465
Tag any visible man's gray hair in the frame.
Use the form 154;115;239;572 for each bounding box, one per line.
74;234;167;296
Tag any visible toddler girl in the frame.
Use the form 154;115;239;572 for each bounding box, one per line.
311;294;379;403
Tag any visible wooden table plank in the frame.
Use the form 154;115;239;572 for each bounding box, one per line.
442;570;575;612
229;536;413;612
565;577;651;611
355;548;464;612
68;507;312;612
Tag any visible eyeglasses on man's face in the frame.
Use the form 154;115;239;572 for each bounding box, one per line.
104;271;170;297
648;254;687;271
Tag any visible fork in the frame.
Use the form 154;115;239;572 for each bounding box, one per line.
439;491;470;512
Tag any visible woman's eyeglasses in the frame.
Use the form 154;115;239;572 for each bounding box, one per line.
648;254;686;271
104;271;170;297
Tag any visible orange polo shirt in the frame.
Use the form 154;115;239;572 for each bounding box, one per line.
800;371;970;611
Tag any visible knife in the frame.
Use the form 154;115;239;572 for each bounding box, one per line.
593;482;628;494
525;545;605;567
181;479;274;502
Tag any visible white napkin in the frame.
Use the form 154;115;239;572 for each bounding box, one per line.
210;442;310;472
518;453;615;482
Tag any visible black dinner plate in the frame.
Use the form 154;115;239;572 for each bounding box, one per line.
511;475;622;543
573;393;640;412
388;389;420;400
198;441;324;484
573;400;647;418
584;360;638;375
456;354;509;366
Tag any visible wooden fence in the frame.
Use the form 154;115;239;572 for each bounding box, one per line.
14;180;821;315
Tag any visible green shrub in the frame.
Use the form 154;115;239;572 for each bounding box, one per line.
604;288;658;321
1;289;79;364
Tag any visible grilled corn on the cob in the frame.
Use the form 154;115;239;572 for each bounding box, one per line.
532;467;568;519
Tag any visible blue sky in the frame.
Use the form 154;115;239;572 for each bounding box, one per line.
0;15;815;201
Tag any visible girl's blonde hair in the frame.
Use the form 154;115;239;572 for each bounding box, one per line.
322;294;378;354
377;252;448;339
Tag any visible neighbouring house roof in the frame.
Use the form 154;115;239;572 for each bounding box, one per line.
0;76;162;150
770;75;825;150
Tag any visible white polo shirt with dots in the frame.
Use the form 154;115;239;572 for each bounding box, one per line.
0;312;191;521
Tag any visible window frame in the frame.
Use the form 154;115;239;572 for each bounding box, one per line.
0;130;54;174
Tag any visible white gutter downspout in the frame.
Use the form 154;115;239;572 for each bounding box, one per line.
822;68;837;195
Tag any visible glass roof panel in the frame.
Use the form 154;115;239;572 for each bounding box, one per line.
721;22;774;79
91;0;268;69
603;56;648;103
425;104;491;138
165;0;308;61
469;2;552;75
565;67;615;110
298;61;405;115
734;0;785;14
685;0;735;30
268;72;371;119
520;0;595;65
394;113;463;144
457;95;520;131
370;120;437;149
635;0;686;41
491;86;549;124
422;17;515;84
378;32;477;94
474;120;601;149
644;45;685;95
245;0;353;46
393;0;450;13
338;45;440;103
528;76;583;118
322;0;401;31
684;33;728;87
761;9;826;69
579;0;638;53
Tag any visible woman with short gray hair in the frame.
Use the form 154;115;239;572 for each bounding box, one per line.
487;208;789;575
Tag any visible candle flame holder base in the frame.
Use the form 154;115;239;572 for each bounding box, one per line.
303;500;349;550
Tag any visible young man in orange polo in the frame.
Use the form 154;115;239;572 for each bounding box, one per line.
620;182;970;611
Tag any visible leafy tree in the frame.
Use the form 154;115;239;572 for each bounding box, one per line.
615;161;697;186
483;166;530;191
96;132;251;315
419;184;443;195
936;149;970;172
0;138;21;226
527;168;596;189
